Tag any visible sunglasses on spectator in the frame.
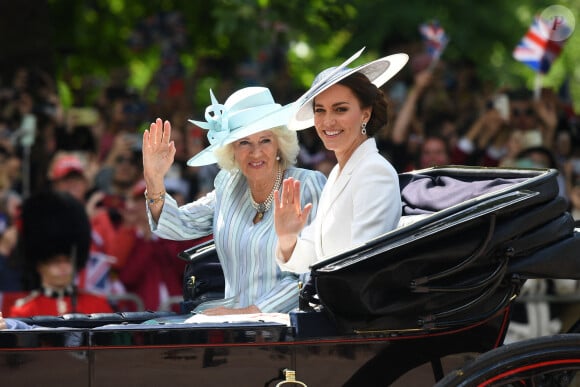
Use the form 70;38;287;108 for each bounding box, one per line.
115;156;137;165
511;108;534;117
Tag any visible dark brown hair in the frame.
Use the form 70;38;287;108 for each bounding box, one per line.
337;72;389;137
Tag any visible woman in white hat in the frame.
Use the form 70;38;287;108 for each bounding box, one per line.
142;87;326;315
274;48;409;273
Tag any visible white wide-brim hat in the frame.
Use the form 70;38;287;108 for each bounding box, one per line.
288;47;409;130
187;86;294;166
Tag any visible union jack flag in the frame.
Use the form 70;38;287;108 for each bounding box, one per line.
419;20;450;61
513;15;567;74
77;252;119;295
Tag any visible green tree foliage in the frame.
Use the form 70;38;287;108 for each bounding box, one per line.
44;0;579;111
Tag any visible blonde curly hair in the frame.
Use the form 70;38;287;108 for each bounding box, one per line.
214;126;299;172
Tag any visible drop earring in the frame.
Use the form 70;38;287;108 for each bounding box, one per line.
361;122;367;135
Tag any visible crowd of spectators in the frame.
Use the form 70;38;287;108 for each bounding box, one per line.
0;43;578;317
382;52;578;205
0;65;212;314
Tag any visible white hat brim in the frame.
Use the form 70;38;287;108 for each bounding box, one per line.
187;103;295;167
288;52;409;130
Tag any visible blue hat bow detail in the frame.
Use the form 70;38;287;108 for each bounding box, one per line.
193;90;231;146
186;86;293;167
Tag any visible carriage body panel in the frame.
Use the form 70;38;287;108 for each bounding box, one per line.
2;167;579;386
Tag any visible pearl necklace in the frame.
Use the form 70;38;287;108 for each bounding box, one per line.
250;166;283;220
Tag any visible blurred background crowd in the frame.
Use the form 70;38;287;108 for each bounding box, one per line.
0;2;578;336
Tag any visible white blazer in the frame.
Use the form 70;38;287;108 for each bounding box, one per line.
278;138;401;273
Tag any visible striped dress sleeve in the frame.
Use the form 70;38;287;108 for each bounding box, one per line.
147;172;227;241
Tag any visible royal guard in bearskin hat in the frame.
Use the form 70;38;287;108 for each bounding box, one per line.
8;191;113;317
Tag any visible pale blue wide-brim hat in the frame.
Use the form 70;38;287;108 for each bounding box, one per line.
187;86;294;166
288;47;409;130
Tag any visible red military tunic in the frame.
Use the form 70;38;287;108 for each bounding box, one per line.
8;288;113;318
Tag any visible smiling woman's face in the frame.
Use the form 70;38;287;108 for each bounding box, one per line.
313;84;370;165
232;130;279;184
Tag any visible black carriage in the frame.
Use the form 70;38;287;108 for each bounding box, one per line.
2;166;580;386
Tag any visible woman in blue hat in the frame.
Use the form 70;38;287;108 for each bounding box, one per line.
142;87;326;315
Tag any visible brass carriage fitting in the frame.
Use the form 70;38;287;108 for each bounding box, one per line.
276;369;307;386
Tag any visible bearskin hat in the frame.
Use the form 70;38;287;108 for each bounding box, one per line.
19;191;91;271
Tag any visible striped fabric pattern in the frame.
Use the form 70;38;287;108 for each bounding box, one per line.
151;167;326;313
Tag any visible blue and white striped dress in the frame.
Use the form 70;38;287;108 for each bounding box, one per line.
149;167;326;313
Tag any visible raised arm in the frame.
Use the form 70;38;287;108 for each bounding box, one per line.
274;177;313;262
142;118;176;223
391;69;433;145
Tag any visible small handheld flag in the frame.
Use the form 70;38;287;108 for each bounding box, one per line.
419;20;450;67
513;15;568;75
